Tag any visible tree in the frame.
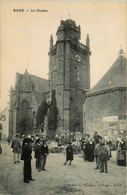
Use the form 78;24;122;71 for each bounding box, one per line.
19;118;31;136
36;100;49;131
48;91;58;131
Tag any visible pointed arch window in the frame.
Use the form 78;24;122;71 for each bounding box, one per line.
21;100;29;118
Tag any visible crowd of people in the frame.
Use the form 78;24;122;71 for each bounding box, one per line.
79;132;126;173
5;131;126;183
55;132;76;147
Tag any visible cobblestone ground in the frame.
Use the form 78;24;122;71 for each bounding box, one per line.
0;142;126;195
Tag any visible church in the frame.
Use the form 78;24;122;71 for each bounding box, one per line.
9;71;49;136
9;19;90;137
9;19;126;138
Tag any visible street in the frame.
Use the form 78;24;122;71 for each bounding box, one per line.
0;142;126;195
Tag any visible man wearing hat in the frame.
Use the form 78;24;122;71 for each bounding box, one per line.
33;137;42;169
38;139;49;171
21;135;35;183
98;139;109;173
11;134;22;163
63;141;73;165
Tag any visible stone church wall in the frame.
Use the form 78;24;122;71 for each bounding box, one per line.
83;88;126;136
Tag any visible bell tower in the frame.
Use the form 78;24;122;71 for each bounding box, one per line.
48;19;91;133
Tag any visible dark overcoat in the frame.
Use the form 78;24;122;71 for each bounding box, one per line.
40;144;49;156
21;138;32;160
11;138;22;154
66;145;73;161
87;142;95;162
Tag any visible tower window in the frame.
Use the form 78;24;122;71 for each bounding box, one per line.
76;71;80;81
33;111;36;116
70;97;73;102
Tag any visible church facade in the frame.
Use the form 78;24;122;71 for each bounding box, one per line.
9;70;49;137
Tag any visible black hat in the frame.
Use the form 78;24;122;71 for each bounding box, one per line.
67;141;72;144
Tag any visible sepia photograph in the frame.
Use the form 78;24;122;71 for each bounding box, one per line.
0;1;126;195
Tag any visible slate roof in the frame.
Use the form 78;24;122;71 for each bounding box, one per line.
88;55;127;94
34;92;45;105
15;71;49;106
16;72;49;93
30;74;49;93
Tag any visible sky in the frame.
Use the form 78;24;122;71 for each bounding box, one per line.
0;1;126;111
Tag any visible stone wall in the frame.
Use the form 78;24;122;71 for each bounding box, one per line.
83;88;126;137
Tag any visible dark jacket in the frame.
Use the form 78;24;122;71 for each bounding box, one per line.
34;141;41;158
21;138;33;160
40;144;49;156
11;138;22;153
98;143;109;161
66;145;73;161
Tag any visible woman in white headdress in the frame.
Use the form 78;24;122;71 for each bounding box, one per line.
116;138;126;166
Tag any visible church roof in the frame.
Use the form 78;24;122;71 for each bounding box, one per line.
16;72;49;93
30;74;48;93
88;54;127;94
34;92;45;105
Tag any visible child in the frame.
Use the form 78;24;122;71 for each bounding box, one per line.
63;142;73;165
98;140;109;173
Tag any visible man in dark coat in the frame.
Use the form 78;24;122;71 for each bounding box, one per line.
87;139;95;162
63;142;73;165
38;139;49;171
94;136;102;169
116;138;126;166
98;140;109;173
33;138;42;169
21;135;35;183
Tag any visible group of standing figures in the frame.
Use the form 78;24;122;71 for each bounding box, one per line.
10;131;126;183
11;134;49;183
33;137;49;172
80;132;126;173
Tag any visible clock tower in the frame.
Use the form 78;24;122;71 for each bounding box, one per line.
48;19;90;133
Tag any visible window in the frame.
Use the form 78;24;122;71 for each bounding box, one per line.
70;97;73;102
0;115;6;121
77;71;80;81
21;100;29;118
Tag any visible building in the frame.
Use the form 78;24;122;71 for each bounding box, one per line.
9;70;49;137
49;19;91;133
9;19;126;139
0;105;9;139
83;50;126;140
